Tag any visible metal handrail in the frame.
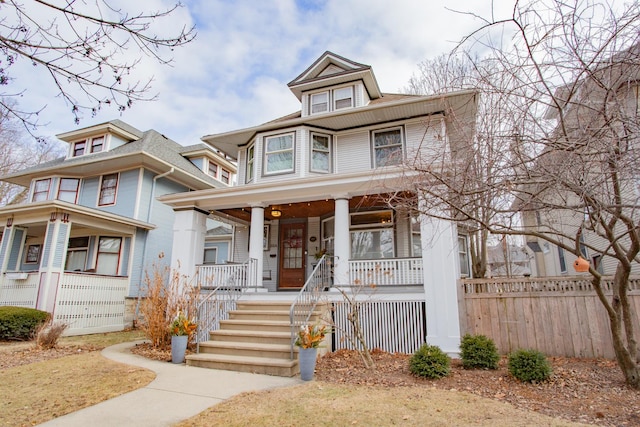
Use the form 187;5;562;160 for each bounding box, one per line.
194;258;257;350
289;255;333;358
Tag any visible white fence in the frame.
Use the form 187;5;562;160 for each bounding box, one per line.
54;272;128;335
332;300;426;354
197;261;257;289
349;258;423;287
0;272;39;307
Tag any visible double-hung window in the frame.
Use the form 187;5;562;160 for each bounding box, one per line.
90;136;104;153
334;87;353;110
310;92;329;114
310;133;331;173
65;237;89;271
221;168;230;184
32;179;51;202
96;236;122;275
73;141;86;157
72;135;105;157
98;173;118;206
208;162;218;178
264;133;294;175
58;178;80;203
458;235;470;277
246;144;255;182
372;127;404;167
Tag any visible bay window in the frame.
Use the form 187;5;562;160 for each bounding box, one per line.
32;179;51;202
264;133;294;175
246;144;255;182
372;127;404;167
311;133;331;173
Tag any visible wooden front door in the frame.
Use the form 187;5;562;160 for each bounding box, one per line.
279;222;306;289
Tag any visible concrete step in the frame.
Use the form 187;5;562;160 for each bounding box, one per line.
198;340;295;359
186;353;298;377
236;301;293;311
209;329;292;346
228;309;292;322
219;319;292;333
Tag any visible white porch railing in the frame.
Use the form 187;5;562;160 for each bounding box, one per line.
349;258;423;287
0;272;39;307
196;261;258;290
54;272;128;335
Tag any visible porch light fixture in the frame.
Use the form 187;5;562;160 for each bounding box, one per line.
6;217;12;227
271;208;282;218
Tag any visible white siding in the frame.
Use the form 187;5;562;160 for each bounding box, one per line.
335;130;371;173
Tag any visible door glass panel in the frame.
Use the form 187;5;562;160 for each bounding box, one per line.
283;228;303;269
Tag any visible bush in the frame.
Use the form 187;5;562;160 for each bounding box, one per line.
0;306;50;340
409;344;451;379
35;321;69;349
508;349;552;382
460;334;500;370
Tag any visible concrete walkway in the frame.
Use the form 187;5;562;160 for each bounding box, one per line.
38;341;301;426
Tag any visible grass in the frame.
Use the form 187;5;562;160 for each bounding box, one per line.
0;330;154;427
176;382;588;427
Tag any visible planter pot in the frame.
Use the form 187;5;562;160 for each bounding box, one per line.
171;335;188;364
298;347;318;381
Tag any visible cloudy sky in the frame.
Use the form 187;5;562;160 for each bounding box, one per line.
11;0;516;148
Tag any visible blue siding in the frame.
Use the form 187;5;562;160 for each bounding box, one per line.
129;230;148;296
78;177;99;206
98;169;139;217
121;236;131;275
0;230;10;270
205;241;230;263
137;169;154;222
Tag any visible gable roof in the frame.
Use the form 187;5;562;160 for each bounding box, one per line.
2;128;225;189
287;51;382;100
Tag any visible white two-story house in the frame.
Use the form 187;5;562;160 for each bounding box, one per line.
160;52;478;365
0;120;236;334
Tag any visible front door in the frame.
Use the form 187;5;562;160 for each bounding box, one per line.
279;222;306;289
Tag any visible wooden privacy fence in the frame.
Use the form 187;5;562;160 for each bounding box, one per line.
461;276;640;359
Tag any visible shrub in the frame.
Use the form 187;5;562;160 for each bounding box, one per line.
0;306;49;340
35;320;69;349
409;344;451;379
460;334;500;370
508;349;552;382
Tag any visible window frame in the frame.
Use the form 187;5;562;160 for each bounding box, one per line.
246;144;255;183
32;178;51;202
98;173;119;206
334;86;353;110
208;161;218;179
558;247;567;273
458;235;470;278
65;237;89;271
95;236;122;275
310;91;329;114
310;132;332;173
73;141;86;157
72;134;106;157
203;247;218;264
57;178;80;204
263;132;295;176
221;168;230;184
371;126;405;168
90;136;104;153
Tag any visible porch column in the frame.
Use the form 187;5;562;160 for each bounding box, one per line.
333;197;350;287
249;204;265;288
419;207;462;356
37;218;71;313
170;208;207;281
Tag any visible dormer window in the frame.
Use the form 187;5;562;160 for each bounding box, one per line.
334;87;353;110
309;86;354;115
208;162;218;178
311;92;329;114
72;135;106;157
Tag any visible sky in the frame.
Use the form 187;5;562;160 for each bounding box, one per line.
10;0;517;149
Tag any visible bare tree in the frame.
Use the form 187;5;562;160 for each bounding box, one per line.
0;103;65;205
397;0;640;388
0;1;195;128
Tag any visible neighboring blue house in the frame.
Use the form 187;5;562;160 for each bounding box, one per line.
0;120;236;334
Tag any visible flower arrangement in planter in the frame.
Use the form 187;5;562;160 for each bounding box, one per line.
169;311;197;336
295;323;328;348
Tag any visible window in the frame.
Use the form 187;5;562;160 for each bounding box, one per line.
65;237;89;271
208;162;218;178
73;141;86;157
221;168;230;184
98;173;118;206
372;128;403;167
57;178;80;203
310;92;328;114
204;247;218;264
96;237;122;275
90;136;104;153
411;214;422;257
322;217;335;255
458;235;470;277
558;247;567;273
25;244;41;264
592;254;604;274
32;179;51;202
334;86;353;110
264;133;294;174
310;133;331;173
246;145;255;182
350;211;394;259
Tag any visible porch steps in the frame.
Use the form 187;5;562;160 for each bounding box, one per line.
186;300;325;377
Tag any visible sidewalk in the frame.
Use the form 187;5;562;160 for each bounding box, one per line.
38;341;301;426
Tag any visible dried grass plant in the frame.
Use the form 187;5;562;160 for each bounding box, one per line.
35;320;68;349
137;254;200;349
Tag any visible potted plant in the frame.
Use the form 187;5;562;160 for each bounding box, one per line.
295;323;328;381
169;311;197;364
